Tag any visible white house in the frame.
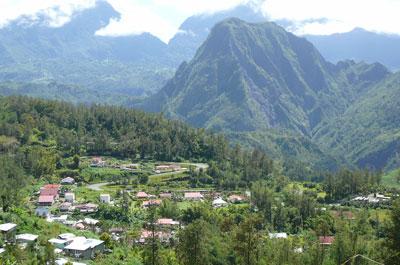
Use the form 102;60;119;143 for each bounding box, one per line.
212;198;228;208
269;233;288;239
65;193;75;203
0;223;17;243
100;194;111;204
16;234;38;245
64;237;104;259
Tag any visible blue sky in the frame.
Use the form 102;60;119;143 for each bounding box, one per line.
1;0;400;42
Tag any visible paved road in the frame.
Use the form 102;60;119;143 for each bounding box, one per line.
87;182;110;191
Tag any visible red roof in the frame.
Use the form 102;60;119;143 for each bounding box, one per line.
43;184;60;189
40;189;58;196
136;191;149;198
142;200;162;207
319;236;335;245
38;195;54;203
157;218;179;225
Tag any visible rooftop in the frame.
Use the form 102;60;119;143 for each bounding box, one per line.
65;237;103;251
0;223;17;232
16;233;38;241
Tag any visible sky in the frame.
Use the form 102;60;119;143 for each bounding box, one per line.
0;0;399;42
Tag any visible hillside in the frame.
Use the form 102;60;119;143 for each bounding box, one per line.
314;72;400;170
140;18;393;171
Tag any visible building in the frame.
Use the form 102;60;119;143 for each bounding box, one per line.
142;200;162;208
64;237;104;259
65;193;75;203
212;198;228;208
228;194;245;203
120;164;140;171
35;207;50;218
136;191;149;199
61;177;75;185
90;157;106;167
319;236;335;246
184;192;204;201
59;202;73;212
269;233;288;239
0;223;17;243
49;238;71;249
155;164;181;173
138;230;173;244
38;195;55;206
159;193;172;199
75;203;98;213
100;194;111;204
16;234;38;245
156;219;180;227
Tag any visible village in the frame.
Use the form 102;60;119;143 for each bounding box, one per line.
0;156;394;264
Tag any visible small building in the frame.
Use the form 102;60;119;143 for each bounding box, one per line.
35;207;50;218
138;230;172;244
0;223;17;243
100;194;111;204
38;195;55;206
156;219;180;227
65;193;75;203
49;238;70;249
61;177;75;185
228;195;246;203
319;236;335;246
142;200;162;208
184;192;204;201
212;198;228;208
0;248;5;255
60;202;73;212
16;234;38;245
159;193;172;199
84;218;99;226
120;164;140;171
269;233;288;239
155;164;181;172
64;237;104;259
136;191;149;199
90;157;106;167
75;203;98;213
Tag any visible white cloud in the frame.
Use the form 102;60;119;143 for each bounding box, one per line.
0;0;96;28
260;0;400;35
0;0;400;42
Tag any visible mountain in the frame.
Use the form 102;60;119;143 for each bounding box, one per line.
313;72;400;170
305;28;400;70
168;5;266;63
140;18;394;171
0;1;174;97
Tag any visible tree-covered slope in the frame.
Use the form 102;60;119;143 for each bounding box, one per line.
313;72;400;170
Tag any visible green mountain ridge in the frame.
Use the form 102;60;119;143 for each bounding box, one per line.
141;18;394;171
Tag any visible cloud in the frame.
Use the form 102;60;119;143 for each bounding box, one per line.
95;0;248;43
260;0;400;35
0;0;96;28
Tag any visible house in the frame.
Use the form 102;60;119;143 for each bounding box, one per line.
184;192;204;201
38;195;55;206
138;230;173;244
155;164;181;172
55;258;87;265
142;200;162;208
228;195;245;203
120;164;140;171
35;207;50;218
49;238;70;249
75;203;98;213
47;215;68;224
64;237;104;259
59;202;73;212
319;236;335;245
16;234;38;245
156;219;180;227
65;193;75;203
0;248;5;255
136;191;149;199
61;177;75;185
100;194;111;204
212;198;228;208
159;193;172;199
84;218;99;226
0;223;17;243
269;233;288;239
90;157;106;167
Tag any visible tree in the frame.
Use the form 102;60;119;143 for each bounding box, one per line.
233;215;263;265
385;198;400;264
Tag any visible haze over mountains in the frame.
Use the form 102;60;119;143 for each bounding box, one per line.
1;1;400;174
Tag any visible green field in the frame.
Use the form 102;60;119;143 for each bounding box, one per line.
382;169;400;188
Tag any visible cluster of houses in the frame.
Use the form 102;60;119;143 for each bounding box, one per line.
0;223;103;263
138;218;180;244
351;193;391;204
90;157;140;172
154;164;183;173
135;190;247;209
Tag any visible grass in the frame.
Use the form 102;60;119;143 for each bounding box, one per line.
382;168;400;188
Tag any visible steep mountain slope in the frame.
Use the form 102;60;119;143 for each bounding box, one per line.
141;18;392;171
0;1;173;97
168;5;266;63
314;72;400;170
306;28;400;70
144;19;387;135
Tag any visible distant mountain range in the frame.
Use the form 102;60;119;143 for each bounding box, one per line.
140;18;398;173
